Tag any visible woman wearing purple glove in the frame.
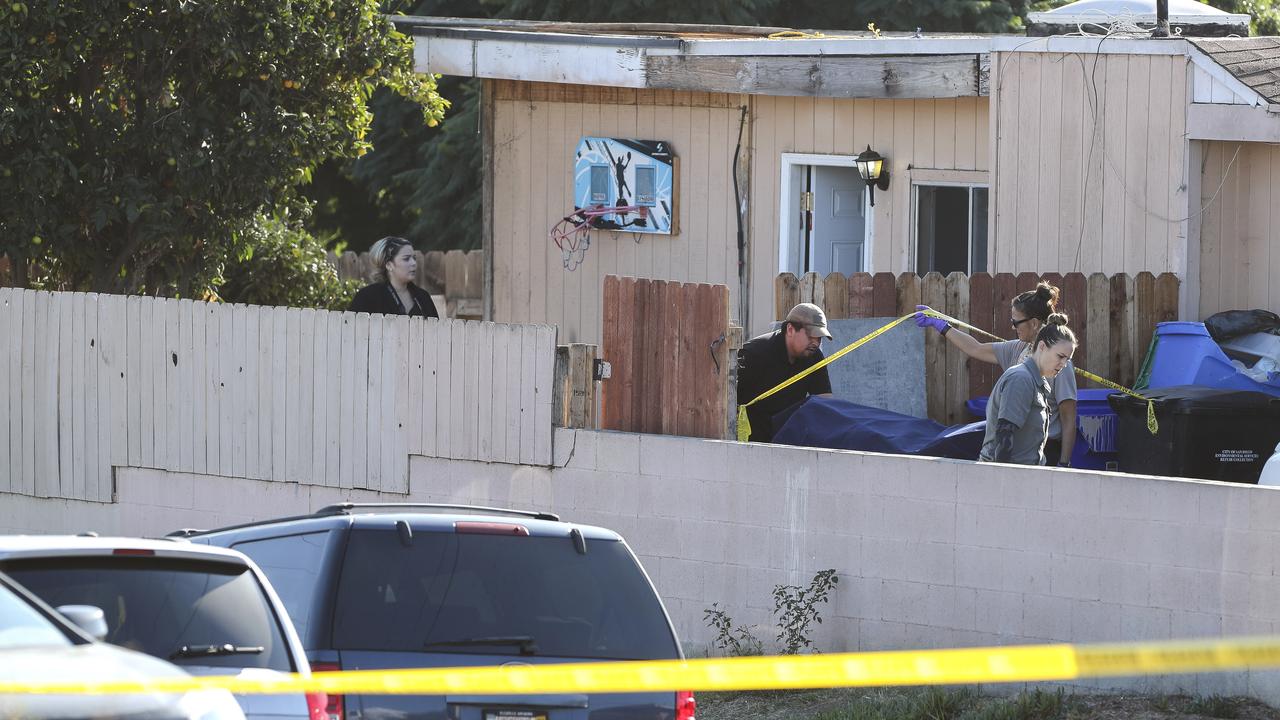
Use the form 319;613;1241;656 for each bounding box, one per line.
914;282;1078;467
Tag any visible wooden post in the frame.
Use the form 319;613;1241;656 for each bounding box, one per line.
921;272;948;424
553;343;598;429
724;323;745;440
945;272;970;425
553;346;570;428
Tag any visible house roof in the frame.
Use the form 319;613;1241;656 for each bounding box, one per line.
393;16;989;45
403;16;1280;108
1191;37;1280;103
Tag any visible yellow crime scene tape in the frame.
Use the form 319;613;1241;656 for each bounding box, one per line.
737;310;1158;442
6;636;1280;696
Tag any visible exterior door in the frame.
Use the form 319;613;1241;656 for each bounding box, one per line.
809;165;866;275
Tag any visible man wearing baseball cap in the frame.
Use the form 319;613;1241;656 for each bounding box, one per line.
736;303;834;443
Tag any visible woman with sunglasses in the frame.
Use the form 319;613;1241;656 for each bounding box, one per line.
914;282;1077;466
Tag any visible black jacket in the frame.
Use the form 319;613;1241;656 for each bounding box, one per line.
348;282;440;319
736;329;832;443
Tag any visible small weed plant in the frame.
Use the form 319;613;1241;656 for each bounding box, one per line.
773;568;840;654
703;603;764;657
704;569;839;655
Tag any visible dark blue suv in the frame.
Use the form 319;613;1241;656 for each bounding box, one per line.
173;503;693;720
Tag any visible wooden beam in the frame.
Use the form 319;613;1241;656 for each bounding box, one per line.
645;54;988;99
1187;102;1280;142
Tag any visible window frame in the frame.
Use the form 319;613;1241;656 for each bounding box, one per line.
909;169;990;275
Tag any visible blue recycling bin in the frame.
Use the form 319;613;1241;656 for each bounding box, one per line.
1145;322;1280;396
966;388;1119;469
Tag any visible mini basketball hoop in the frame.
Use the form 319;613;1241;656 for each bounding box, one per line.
549;205;648;271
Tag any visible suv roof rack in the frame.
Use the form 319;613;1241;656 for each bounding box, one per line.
164;503;561;539
314;502;561;522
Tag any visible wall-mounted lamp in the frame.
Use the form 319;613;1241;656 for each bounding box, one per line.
855;145;891;207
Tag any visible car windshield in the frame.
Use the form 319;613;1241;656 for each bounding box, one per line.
332;529;680;661
0;583;72;650
4;557;291;671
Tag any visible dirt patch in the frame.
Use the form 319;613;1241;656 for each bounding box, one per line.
697;687;1280;720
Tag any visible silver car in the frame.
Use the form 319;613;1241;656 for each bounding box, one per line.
0;570;246;720
0;536;318;720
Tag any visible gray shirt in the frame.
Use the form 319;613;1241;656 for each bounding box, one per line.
992;339;1077;440
980;356;1053;465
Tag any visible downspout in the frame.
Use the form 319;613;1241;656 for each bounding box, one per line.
732;104;750;331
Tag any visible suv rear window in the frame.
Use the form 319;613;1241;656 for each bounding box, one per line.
4;557;292;671
333;529;679;661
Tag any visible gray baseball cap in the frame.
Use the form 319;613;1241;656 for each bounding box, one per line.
785;303;832;339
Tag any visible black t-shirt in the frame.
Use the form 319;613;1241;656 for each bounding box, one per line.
736;329;832;443
348;282;440;319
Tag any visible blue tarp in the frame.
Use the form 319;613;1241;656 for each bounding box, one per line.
770;396;985;460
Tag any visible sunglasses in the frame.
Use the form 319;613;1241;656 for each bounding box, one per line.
1010;317;1035;328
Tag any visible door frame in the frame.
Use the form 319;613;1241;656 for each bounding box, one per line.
777;153;875;276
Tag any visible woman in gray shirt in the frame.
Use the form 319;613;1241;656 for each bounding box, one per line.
916;282;1078;466
980;315;1078;465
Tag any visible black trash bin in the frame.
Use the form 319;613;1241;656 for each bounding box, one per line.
1109;385;1280;483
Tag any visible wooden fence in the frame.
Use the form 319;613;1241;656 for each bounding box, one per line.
328;249;483;319
775;271;1180;425
0;289;555;502
601;276;731;439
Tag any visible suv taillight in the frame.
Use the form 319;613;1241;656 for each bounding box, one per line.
676;691;696;720
310;662;343;720
305;692;328;720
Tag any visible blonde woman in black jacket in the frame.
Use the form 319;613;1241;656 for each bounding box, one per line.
348;236;440;318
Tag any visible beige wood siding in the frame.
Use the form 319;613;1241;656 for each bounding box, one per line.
491;83;991;341
746;96;990;336
1198;141;1280;318
991;52;1190;276
490;82;745;344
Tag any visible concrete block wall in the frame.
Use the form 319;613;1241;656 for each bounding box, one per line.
3;428;1280;700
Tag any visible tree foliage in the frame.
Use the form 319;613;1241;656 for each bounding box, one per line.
0;0;446;295
218;212;360;310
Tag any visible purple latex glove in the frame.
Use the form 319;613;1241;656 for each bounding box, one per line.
914;305;949;333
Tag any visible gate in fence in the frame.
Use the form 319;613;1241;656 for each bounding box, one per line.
601;276;731;439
